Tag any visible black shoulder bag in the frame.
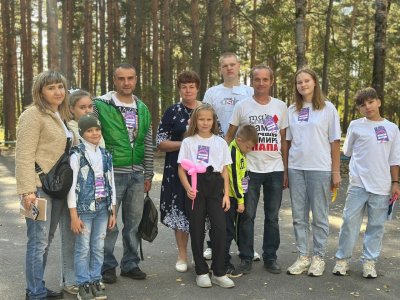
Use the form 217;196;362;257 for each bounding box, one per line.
35;138;73;199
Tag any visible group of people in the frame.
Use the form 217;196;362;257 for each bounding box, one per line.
16;53;400;299
16;64;153;300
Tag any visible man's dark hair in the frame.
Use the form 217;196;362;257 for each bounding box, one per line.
113;63;136;77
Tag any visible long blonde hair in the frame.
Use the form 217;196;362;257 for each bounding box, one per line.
31;70;70;121
186;104;219;137
293;67;325;112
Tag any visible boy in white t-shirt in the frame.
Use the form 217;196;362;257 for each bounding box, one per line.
332;87;400;278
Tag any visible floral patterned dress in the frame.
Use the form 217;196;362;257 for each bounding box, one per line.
156;102;194;232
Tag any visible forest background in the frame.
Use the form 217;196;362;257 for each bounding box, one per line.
1;0;398;143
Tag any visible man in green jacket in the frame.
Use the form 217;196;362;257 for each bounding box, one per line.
93;63;154;283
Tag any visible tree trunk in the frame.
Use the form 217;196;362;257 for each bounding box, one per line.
107;0;114;90
221;0;232;52
151;0;159;139
191;0;200;74
200;0;218;99
82;0;92;91
250;0;257;67
37;0;44;73
20;0;33;107
161;0;173;112
342;0;357;133
2;0;17;140
372;0;390;114
61;0;73;85
295;0;307;69
99;0;106;94
321;0;333;95
47;0;59;70
113;2;121;63
125;1;135;61
132;0;147;97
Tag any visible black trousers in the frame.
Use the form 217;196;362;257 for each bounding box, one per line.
225;197;241;266
186;170;227;276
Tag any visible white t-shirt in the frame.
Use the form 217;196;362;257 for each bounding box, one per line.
203;84;253;134
112;95;138;142
344;118;400;195
230;96;288;173
286;101;341;171
177;134;232;172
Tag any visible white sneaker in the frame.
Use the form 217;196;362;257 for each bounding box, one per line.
236;250;261;262
99;281;105;290
307;256;325;277
175;259;188;272
332;259;349;276
253;251;261;262
196;274;212;288
211;274;235;288
287;256;311;275
363;260;377;278
203;248;212;260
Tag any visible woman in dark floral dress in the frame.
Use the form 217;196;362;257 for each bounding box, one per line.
156;71;201;273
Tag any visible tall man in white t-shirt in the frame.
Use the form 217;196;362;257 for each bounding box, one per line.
204;52;253;135
202;52;255;262
225;65;288;275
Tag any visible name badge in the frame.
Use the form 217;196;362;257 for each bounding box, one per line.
242;176;250;193
263;115;279;132
196;145;210;163
95;177;106;199
374;126;389;143
298;107;310;122
125;111;136;129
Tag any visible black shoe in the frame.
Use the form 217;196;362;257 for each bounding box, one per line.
236;260;252;275
226;264;243;278
46;288;64;299
121;267;147;280
264;260;282;274
90;281;107;299
102;268;117;284
25;289;64;300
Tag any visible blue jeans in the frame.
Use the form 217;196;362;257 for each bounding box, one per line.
288;169;331;257
75;208;108;285
25;188;64;300
335;185;389;262
102;171;144;273
238;171;284;262
59;206;75;287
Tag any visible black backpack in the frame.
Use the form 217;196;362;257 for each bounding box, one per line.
138;192;158;260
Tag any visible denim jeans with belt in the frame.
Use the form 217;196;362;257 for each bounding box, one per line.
335;185;389;262
288;169;331;257
102;171;144;273
75;208;109;285
238;171;284;263
25;188;64;300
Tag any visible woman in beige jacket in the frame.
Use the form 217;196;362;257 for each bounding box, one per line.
16;70;71;300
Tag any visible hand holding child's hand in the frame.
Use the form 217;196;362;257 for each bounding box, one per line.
237;203;244;213
222;195;230;212
71;216;85;235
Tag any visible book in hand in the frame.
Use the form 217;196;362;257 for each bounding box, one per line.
20;197;47;221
